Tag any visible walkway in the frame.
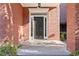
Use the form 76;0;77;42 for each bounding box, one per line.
17;40;70;56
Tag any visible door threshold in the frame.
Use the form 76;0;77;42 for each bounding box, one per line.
28;40;62;43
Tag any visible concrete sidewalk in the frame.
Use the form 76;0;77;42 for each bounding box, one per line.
17;40;70;56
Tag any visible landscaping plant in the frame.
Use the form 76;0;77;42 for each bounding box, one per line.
0;40;20;56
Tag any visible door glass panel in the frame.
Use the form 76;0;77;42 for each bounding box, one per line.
45;17;47;37
34;17;44;39
31;18;33;36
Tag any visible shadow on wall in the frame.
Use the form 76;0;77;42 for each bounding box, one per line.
22;7;29;40
23;7;29;25
0;3;24;45
0;4;11;43
48;34;55;38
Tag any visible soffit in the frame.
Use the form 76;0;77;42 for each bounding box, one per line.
21;3;59;7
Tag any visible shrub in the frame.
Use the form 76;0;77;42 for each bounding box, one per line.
0;40;21;56
0;43;17;56
70;50;79;56
60;32;66;41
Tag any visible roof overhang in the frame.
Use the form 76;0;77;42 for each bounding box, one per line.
21;3;60;7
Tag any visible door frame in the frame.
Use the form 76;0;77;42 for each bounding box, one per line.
29;14;48;40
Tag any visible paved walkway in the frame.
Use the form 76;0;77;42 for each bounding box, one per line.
17;40;70;56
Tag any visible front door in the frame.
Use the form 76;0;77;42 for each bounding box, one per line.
30;15;47;40
34;17;44;39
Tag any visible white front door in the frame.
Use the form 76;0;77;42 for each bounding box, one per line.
30;15;47;40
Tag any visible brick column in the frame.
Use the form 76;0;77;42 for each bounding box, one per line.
67;3;79;52
67;4;76;52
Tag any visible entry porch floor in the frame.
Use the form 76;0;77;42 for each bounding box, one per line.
17;40;70;56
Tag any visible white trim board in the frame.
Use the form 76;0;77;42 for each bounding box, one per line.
29;8;49;40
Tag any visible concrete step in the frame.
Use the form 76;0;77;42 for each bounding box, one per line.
20;40;66;47
19;40;67;49
17;40;70;56
17;46;70;56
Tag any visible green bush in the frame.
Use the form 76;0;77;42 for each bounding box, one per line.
60;32;66;41
0;43;17;56
70;50;79;56
0;40;22;56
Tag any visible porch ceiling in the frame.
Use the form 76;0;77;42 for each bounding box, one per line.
21;3;60;7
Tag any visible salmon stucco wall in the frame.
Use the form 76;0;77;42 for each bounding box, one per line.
0;4;9;42
0;3;23;44
48;6;60;40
